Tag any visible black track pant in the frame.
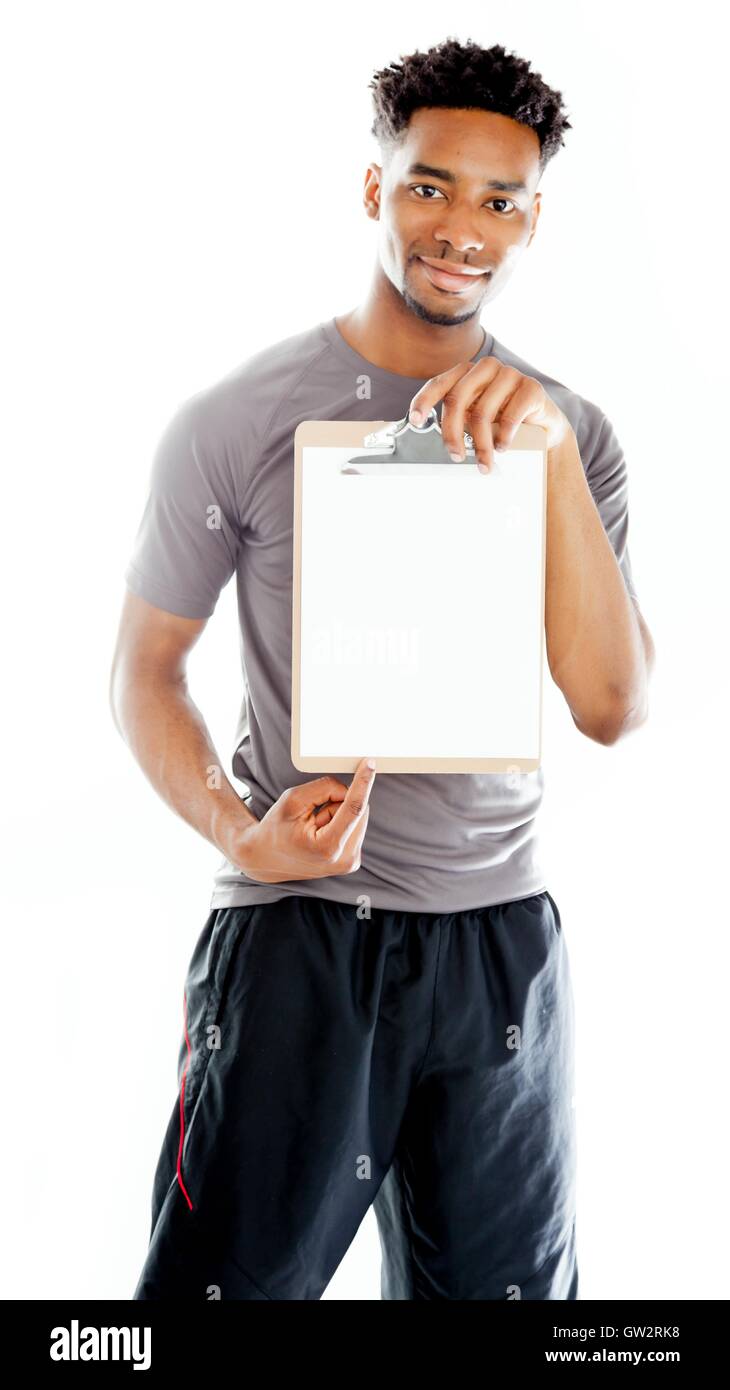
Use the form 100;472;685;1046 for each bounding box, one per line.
133;890;578;1300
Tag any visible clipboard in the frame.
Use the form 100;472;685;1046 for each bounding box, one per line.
292;408;548;773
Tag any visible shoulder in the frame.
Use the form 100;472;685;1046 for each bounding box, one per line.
170;320;333;449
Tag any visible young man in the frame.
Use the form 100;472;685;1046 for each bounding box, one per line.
111;37;654;1301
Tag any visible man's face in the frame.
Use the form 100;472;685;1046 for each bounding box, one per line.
365;107;543;327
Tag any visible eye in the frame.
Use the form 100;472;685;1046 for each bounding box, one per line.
411;184;446;200
489;198;517;214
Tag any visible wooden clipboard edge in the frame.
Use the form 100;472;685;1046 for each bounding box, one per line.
291;418;548;774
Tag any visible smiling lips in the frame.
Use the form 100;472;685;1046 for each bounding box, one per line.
417;256;491;293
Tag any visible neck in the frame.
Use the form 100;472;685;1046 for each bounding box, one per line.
335;261;487;379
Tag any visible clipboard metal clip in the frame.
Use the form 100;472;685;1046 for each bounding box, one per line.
346;406;476;470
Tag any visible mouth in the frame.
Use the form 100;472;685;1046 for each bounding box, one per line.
416;256;491;294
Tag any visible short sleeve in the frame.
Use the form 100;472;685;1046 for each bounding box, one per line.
124;398;243;619
579;406;639;605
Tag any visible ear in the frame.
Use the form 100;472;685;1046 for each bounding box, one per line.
364;163;382;221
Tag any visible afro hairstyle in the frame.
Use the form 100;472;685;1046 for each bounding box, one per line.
369;37;572;176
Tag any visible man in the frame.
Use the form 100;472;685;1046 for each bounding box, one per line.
111;37;654;1301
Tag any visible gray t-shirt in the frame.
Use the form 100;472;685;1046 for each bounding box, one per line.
124;316;638;913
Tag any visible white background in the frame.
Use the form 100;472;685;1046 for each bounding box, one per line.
2;0;728;1301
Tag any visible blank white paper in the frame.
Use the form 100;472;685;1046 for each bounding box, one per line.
298;446;545;760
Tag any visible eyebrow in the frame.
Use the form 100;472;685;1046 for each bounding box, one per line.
406;162;527;193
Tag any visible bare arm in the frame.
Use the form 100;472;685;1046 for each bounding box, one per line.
544;430;655;745
109;590;376;882
109;588;254;858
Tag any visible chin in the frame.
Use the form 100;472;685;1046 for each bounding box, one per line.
402;287;480;328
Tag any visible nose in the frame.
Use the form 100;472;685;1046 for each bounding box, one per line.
431;212;485;257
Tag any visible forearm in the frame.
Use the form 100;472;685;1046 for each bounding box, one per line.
544;428;648;743
111;672;256;860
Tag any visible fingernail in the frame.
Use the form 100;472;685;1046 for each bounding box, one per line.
449;452;464;463
409;409;423;426
367;758;377;770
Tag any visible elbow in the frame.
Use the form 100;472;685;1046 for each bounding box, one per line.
603;652;654;744
576;692;650;746
572;613;655;747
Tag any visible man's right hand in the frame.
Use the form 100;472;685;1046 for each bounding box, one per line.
227;757;377;884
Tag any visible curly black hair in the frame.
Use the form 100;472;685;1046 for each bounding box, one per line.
369;37;572;175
